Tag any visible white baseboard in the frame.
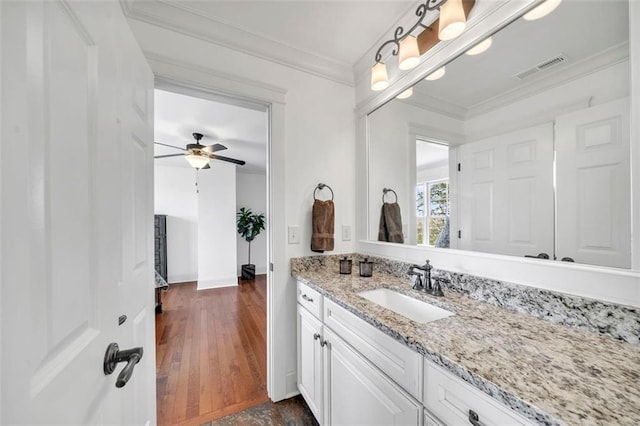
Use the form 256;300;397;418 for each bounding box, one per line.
197;276;238;290
167;273;198;284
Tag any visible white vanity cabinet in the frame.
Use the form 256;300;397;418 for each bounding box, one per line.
297;282;325;423
423;360;535;426
297;280;421;425
323;327;422;425
297;280;536;426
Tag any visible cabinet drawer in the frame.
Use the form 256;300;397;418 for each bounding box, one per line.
324;298;423;400
297;280;323;319
424;360;534;426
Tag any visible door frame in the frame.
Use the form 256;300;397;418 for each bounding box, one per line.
152;67;288;401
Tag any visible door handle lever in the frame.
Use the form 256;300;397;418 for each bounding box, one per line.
103;343;144;388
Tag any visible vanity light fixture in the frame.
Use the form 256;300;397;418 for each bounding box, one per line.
438;0;466;40
371;61;390;91
396;87;414;99
425;66;446;81
465;36;492;55
370;0;475;91
523;0;562;21
398;36;421;70
185;153;210;169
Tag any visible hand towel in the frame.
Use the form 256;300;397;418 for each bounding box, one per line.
311;199;334;252
378;202;404;243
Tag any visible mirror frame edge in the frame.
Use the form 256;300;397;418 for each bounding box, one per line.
355;0;640;308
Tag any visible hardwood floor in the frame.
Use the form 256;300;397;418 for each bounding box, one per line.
155;276;268;426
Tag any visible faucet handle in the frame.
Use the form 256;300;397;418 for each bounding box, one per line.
429;278;445;297
412;275;424;291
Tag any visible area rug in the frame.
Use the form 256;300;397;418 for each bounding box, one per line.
202;395;318;426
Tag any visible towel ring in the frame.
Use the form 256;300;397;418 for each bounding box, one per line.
314;183;334;201
382;188;398;203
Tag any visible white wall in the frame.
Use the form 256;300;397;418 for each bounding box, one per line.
236;172;268;275
197;162;238;289
154;164;198;283
368;100;463;241
126;17;359;399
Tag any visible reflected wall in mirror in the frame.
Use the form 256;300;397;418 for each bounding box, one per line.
367;0;631;268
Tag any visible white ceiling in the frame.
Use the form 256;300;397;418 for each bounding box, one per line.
410;0;629;113
154;89;268;174
416;140;448;169
171;1;415;66
125;0;415;84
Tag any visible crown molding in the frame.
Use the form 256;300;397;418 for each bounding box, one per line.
466;41;630;118
123;0;354;87
147;51;288;106
401;92;467;120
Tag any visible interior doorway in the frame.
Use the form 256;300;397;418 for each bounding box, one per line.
152;86;271;425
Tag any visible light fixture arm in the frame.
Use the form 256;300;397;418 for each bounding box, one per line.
374;0;447;63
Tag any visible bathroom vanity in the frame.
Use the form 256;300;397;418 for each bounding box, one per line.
292;255;640;425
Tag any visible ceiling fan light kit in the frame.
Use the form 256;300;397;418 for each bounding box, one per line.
185;154;210;169
154;132;246;169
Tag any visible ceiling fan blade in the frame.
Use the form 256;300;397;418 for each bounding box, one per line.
154;153;185;159
205;153;246;165
203;143;227;153
154;141;185;151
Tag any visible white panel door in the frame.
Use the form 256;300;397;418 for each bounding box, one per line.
324;329;421;426
458;123;554;258
1;1;155;424
555;99;631;268
297;306;324;424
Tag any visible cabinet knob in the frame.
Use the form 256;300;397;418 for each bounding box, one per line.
302;294;314;303
468;409;485;426
313;333;321;341
320;339;328;347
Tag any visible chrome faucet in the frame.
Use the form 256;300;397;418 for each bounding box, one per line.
408;259;445;297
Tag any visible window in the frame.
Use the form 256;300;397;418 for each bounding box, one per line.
416;180;449;247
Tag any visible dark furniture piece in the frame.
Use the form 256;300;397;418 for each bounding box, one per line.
154;215;168;313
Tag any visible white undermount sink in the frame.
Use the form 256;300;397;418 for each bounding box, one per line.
358;288;454;324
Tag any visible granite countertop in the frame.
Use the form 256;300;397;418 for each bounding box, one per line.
292;263;640;426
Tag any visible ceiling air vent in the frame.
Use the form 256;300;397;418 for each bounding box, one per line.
515;53;567;80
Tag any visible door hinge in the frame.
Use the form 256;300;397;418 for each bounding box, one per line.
458;230;461;239
269;263;274;272
457;163;461;172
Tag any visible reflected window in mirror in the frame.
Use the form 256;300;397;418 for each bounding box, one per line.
415;139;450;247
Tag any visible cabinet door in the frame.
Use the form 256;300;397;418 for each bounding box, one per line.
298;305;324;424
324;328;421;426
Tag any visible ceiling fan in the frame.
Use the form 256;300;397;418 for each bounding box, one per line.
154;132;246;169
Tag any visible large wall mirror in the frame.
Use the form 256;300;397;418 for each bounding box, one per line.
367;0;631;269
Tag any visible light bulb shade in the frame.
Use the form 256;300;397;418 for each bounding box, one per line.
371;62;389;91
425;66;446;81
523;0;562;21
438;0;466;41
398;36;420;70
465;37;492;55
185;154;210;169
396;87;413;99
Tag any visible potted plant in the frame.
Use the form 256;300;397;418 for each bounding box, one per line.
236;207;266;280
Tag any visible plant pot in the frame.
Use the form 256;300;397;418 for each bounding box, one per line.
241;264;256;281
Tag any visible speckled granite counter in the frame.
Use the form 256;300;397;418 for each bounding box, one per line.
291;256;640;426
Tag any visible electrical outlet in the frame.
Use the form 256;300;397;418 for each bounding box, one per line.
342;225;351;241
288;225;300;244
